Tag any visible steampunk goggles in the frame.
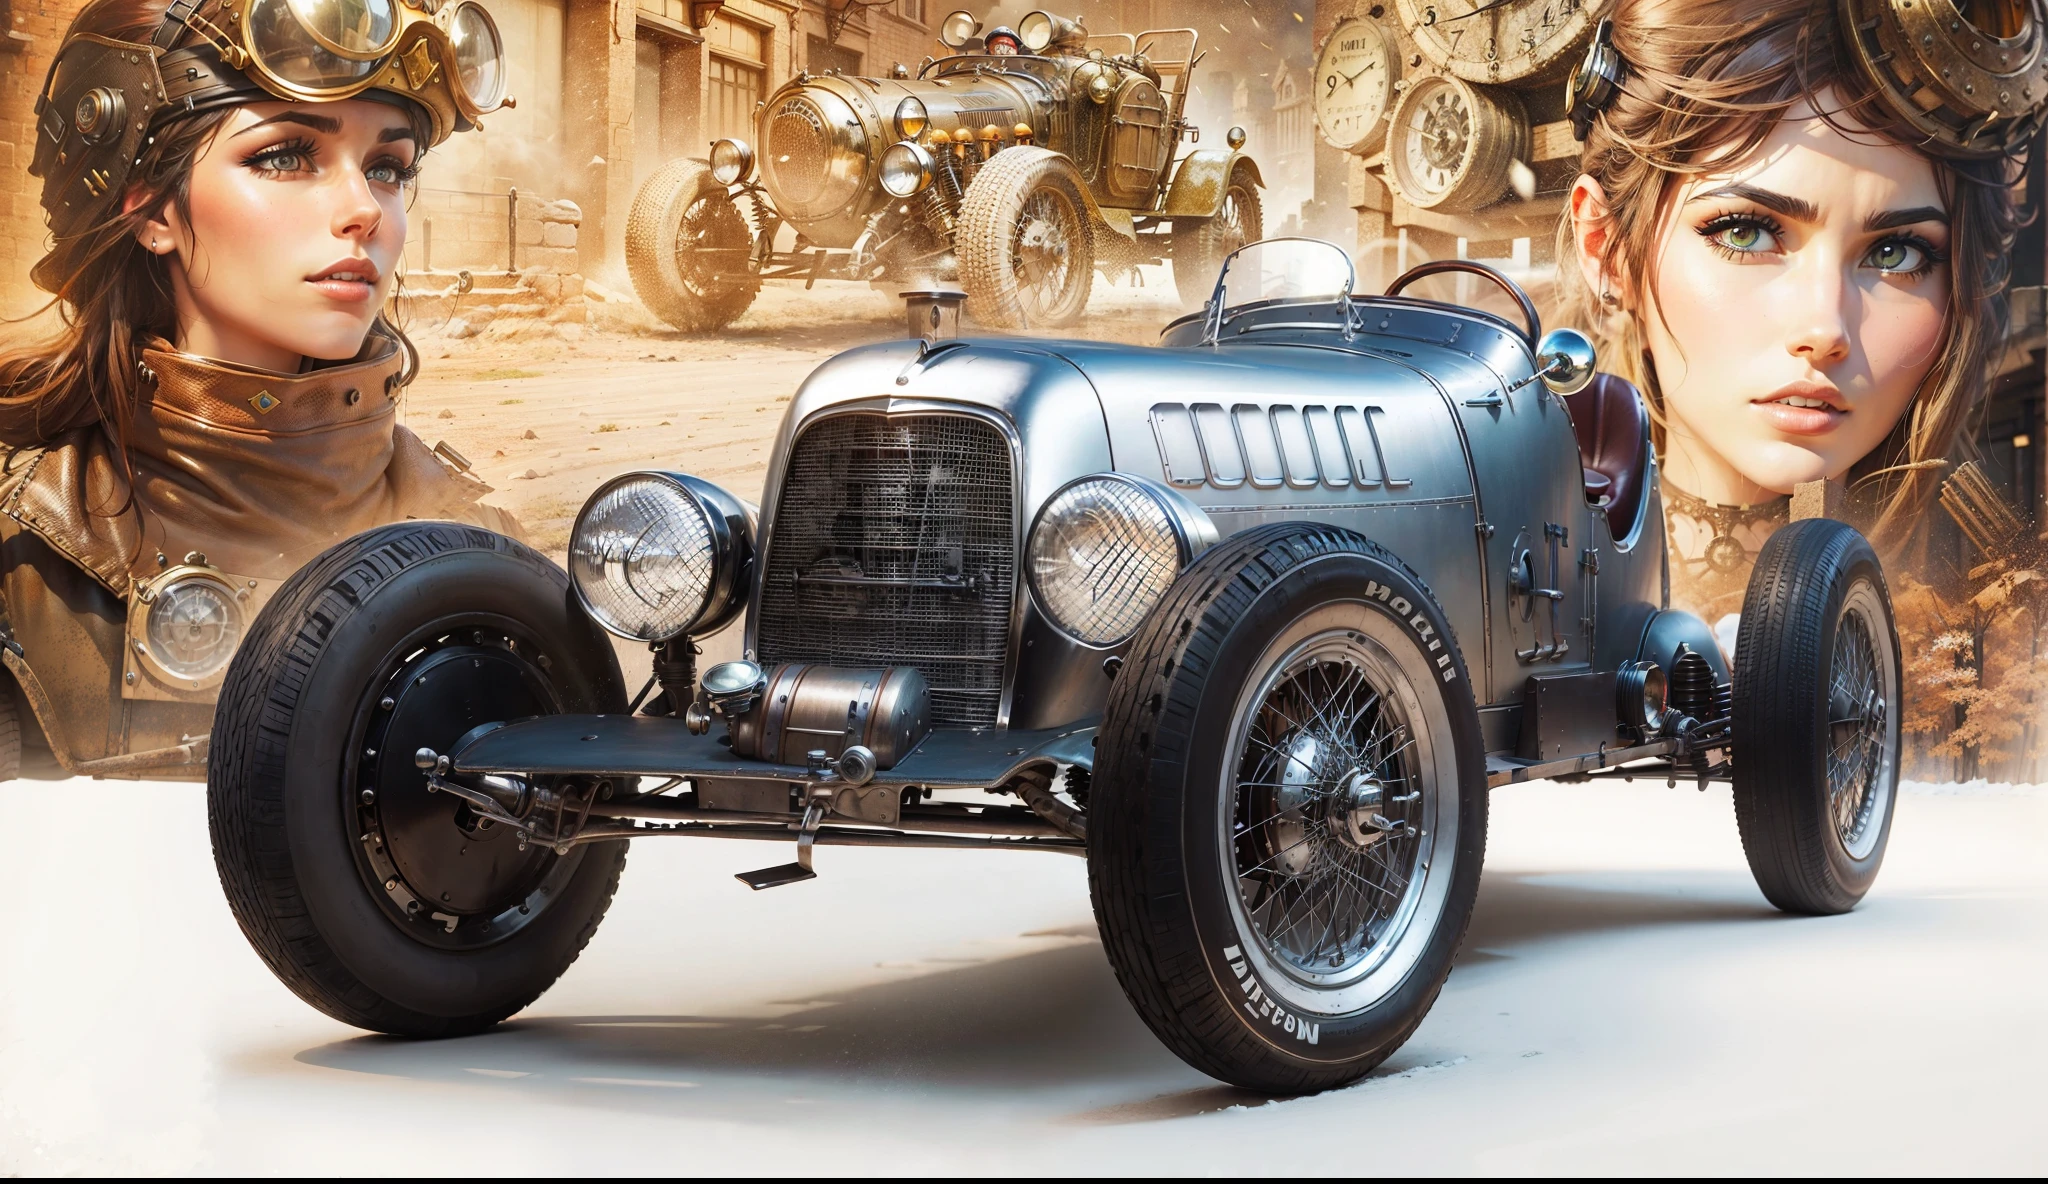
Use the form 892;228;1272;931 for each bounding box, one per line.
1568;0;2048;159
32;0;508;246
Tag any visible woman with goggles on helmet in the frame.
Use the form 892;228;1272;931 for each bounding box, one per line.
0;0;516;782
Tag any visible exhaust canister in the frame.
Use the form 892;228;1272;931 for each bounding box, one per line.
728;663;932;769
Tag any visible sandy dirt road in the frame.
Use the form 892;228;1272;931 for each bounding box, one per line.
402;276;1189;554
1;779;2041;1174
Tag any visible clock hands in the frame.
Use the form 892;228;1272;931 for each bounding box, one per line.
1324;60;1380;97
1436;0;1521;23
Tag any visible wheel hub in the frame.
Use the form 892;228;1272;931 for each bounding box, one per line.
1332;768;1390;850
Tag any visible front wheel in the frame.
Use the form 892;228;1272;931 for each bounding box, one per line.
625;158;762;332
957;146;1096;329
207;522;630;1036
1733;518;1902;914
1090;524;1486;1093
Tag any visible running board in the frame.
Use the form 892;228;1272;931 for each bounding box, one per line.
735;800;826;890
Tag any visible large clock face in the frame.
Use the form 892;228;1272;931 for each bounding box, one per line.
1313;18;1396;153
1394;0;1606;85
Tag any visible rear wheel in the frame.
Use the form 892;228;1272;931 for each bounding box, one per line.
208;522;630;1036
626;159;762;332
1171;165;1263;307
1733;518;1901;915
958;146;1096;329
1090;524;1485;1093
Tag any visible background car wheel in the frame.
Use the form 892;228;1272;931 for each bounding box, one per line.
1733;518;1902;915
1170;163;1264;307
208;522;631;1037
626;159;762;333
1090;523;1486;1093
957;146;1096;329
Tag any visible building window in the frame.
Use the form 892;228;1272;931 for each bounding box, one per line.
807;34;860;75
708;55;765;145
705;13;767;147
900;0;926;22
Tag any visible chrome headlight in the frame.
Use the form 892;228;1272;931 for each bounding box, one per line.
570;472;753;643
939;9;979;48
143;572;245;680
894;96;929;139
709;137;755;185
879;140;935;197
1028;474;1218;646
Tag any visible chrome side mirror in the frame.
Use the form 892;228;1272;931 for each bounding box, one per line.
1535;327;1596;395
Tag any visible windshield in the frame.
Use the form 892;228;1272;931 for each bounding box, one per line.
1209;238;1356;327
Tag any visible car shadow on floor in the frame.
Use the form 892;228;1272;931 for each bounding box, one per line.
287;868;1779;1126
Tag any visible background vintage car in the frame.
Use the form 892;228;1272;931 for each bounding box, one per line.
623;9;1265;332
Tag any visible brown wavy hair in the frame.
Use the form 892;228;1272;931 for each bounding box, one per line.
0;0;423;454
1556;0;2021;558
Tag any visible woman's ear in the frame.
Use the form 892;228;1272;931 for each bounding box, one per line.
124;189;177;257
1570;174;1616;306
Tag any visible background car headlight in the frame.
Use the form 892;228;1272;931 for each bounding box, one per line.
709;137;755;185
879;140;934;197
939;9;979;48
1018;11;1055;52
1028;475;1217;646
144;574;244;680
894;96;928;139
570;472;753;643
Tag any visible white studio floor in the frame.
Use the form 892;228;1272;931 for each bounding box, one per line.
2;776;2042;1175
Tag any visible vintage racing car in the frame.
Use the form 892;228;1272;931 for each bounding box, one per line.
207;239;1902;1093
625;9;1262;331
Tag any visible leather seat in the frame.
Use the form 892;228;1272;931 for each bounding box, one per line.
1562;372;1650;538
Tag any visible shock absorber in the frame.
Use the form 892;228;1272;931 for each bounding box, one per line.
924;130;964;238
1667;645;1718;723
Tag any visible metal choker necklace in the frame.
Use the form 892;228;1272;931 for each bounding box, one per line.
1664;483;1789;576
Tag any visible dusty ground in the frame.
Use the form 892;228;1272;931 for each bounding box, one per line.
2;779;2041;1174
404;273;1191;555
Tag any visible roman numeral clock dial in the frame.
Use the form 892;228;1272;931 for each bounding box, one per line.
1314;17;1399;154
1394;0;1602;85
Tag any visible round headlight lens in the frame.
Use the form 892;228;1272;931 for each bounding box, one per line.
1028;477;1188;646
709;137;755;184
570;475;717;642
1018;11;1054;52
894;96;929;139
940;9;979;48
448;2;507;111
879;140;934;197
145;576;245;680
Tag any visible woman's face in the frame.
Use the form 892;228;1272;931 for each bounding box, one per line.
1576;101;1951;503
136;99;419;371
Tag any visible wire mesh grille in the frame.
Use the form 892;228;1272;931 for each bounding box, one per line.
766;99;833;204
757;413;1016;727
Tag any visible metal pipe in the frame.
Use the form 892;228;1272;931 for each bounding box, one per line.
570;819;1086;855
594;796;1069;838
506;186;518;273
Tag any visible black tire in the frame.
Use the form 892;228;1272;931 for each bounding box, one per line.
626;158;761;332
1170;164;1263;307
1733;518;1901;915
207;522;630;1037
1089;523;1487;1093
957;146;1096;329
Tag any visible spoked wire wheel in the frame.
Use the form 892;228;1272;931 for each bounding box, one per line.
626;158;762;331
1012;187;1086;322
1733;517;1902;915
1826;582;1896;860
958;146;1097;328
1219;605;1454;1018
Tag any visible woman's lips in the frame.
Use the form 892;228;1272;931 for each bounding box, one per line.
306;264;381;305
1751;388;1846;436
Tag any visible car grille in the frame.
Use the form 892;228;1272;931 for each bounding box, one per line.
765;97;833;205
756;412;1016;728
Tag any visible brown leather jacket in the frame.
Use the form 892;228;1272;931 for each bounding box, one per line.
0;339;521;780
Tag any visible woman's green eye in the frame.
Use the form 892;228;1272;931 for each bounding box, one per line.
1722;225;1762;249
1869;240;1925;273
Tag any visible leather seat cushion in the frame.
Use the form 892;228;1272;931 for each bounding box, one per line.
1562;372;1649;536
